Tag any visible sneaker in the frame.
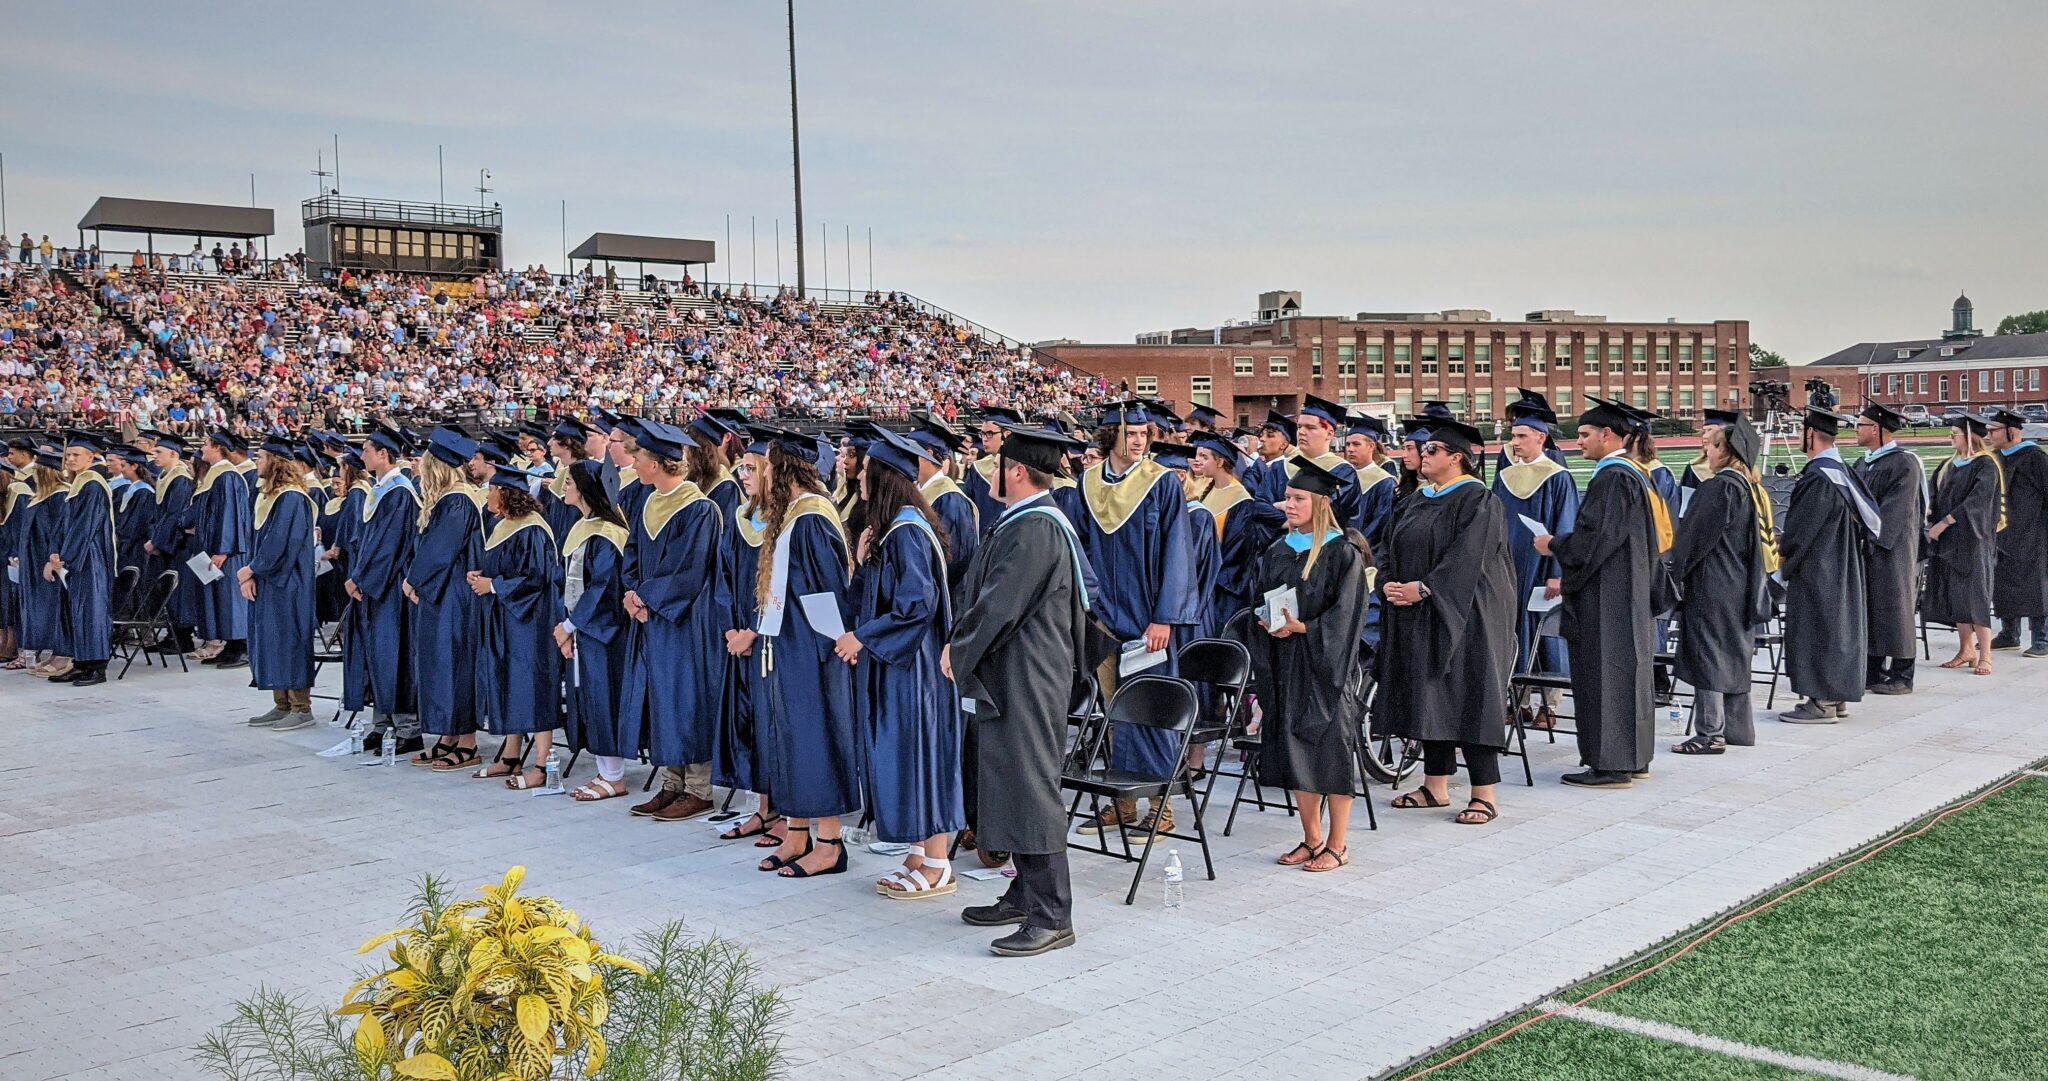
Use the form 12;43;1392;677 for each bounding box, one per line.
2026;644;2048;659
1869;681;1913;696
1989;635;2022;652
1778;700;1839;724
271;712;315;732
1075;804;1136;836
247;707;287;727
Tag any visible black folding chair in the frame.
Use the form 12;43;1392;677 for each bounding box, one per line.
113;569;185;679
1061;674;1215;905
1175;637;1252;824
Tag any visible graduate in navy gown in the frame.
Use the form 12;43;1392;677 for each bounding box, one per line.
240;442;317;725
713;440;778;846
401;430;484;770
686;414;744;520
14;450;68;673
1075;401;1201;838
110;449;159;602
1295;395;1367;536
962;406;1026;529
553;461;634;803
906;413;982;598
1151;441;1222;638
1246;411;1298;505
344;430;420;751
0;456;30;662
1492;410;1580;712
747;425;861;880
140;436;199;653
193;431;253;668
1493;390;1571;473
470;466;564;791
617;419;727;823
842;428;967;898
1189;431;1286;632
47;434;115;686
540;420;595;543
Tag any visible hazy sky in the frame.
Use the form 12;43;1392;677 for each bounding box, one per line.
6;1;2045;362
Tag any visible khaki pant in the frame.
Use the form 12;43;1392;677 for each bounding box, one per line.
271;688;312;713
658;762;713;800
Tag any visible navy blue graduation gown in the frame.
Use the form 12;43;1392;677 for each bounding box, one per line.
921;477;980;601
854;513;966;842
964;459;1004;531
540;474;581;549
0;483;29;629
149;470;200;626
407;491;483;736
1078;459;1201;778
1184;498;1223;639
1493;457;1580;675
1202;481;1285;632
58;474;115;662
713;508;766;793
1355;467;1397;555
476;516;562;735
196;467;252;641
756;505;861;819
116;481;160;596
704;474;742;520
561;520;631;756
620;481;725;767
247;487;316;689
18;491;68;652
344;477;417;716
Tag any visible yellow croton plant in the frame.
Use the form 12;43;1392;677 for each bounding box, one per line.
341;866;646;1081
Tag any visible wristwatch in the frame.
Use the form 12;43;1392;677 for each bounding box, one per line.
1416;582;1432;600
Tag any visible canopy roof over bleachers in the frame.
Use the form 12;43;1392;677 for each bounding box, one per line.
569;232;715;266
78;196;275;239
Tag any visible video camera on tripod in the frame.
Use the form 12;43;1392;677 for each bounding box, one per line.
1747;379;1792;413
1803;376;1837;409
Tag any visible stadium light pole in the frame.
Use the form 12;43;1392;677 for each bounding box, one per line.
788;0;806;298
477;169;493;209
1;151;8;237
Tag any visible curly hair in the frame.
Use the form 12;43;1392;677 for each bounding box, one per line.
754;442;832;607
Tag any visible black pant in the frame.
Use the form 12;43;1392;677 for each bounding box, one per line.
1421;740;1502;787
1866;655;1914;688
1000;851;1073;931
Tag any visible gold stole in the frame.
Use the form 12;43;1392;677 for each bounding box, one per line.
734;503;766;547
1287;450;1346;477
485;512;554;551
1082;458;1174;535
640;480;706;539
254;485;311;530
1497;457;1567;501
1199;482;1250;541
153;463;192;499
562;517;629;557
920;473;979;529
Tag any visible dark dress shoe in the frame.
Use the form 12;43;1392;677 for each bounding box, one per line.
652;794;714;822
1561;769;1635;789
394;735;425;756
989;925;1076;957
361;730;383;755
1990;635;2021;652
71;667;107;688
215;654;249;669
1869;680;1913;695
47;668;81;683
631;790;679;817
960;898;1029;927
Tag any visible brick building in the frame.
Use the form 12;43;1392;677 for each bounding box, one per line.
1800;294;2048;414
1041;292;1751;430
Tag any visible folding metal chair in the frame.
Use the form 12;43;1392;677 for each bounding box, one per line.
1061;674;1215;905
114;570;184;679
1174;637;1251;824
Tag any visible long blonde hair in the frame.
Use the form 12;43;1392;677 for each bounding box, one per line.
258;452;305;494
416;454;462;529
1300;495;1340;580
33;465;64;499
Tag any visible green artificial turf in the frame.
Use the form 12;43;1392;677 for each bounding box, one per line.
1393;776;2048;1081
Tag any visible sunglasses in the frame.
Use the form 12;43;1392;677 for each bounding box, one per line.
1421;442;1453;456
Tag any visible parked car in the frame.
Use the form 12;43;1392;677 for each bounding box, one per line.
1941;406;1970;427
1901;403;1933;426
2022;403;2048;423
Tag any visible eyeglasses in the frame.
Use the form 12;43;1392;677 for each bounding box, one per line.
1421;442;1452;456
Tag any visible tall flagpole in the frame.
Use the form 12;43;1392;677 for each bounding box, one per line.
788;0;807;298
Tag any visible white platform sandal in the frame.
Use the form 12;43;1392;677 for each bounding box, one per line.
877;856;956;900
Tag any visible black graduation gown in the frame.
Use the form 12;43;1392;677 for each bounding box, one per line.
1924;455;1999;627
1249;534;1371;795
1377;481;1517;751
1993;444;2048;620
1854;446;1925;658
1780;463;1869;701
950;498;1090;856
1672;469;1763;694
1551;461;1655;772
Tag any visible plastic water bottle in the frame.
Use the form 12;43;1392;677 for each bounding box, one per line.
1162;849;1185;910
348;723;365;756
542;749;562;792
381;732;398;767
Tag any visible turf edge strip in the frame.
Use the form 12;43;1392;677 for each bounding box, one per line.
1537;999;1922;1081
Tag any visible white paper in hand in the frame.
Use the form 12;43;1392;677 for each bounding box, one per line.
1516;513;1551;540
1118;638;1168;676
1527;585;1561;613
798;592;847;641
1262;585;1300;634
187;552;225;584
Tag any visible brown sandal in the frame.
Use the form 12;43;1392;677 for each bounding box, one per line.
1277;841;1318;866
1392;787;1448;809
1456;798;1498;825
1302;846;1349;872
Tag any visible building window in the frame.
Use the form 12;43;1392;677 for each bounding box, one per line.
2033;369;2042;392
1886;375;1899;396
1553;342;1571;371
1311;346;1323;379
1994;370;2005;392
1939;374;1950;399
1189;375;1212;405
1557;388;1575;414
1960;376;1970;401
1870;375;1882;396
1450;393;1466;414
1505;343;1521;371
1527;342;1545;377
1394;390;1413;413
1656;345;1670;373
1607;344;1625;373
1448;344;1464;376
1365;344;1384;375
1474;390;1492;417
1632;343;1648;375
1979;371;1991;393
1269;356;1289;377
1656;390;1671;411
1918;373;1927;394
1393;344;1411;375
1632;389;1650;408
1233;355;1253;377
1135;376;1158;395
1702;343;1717;372
1338;389;1356;404
1337;344;1356;376
1679;388;1695;411
1421;345;1438;376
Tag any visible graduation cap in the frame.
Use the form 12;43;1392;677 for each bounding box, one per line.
294;444;324;470
1577;395;1638;436
399;426;429;454
1947;411;1989;437
1150;440;1194;471
1419;400;1456;421
1298;394;1346;429
1402;416;1435;443
1506;388;1557;423
153;433;190;456
980;406;1026;426
207;428;247;453
687;413;731;448
1346;413;1391;444
865;426;937;481
487;464;535;492
1986;407;2029;431
1036;414;1074;436
1725;415;1762;467
587;407;621;435
1141;398;1184;431
552;417;594;445
478;432;519;465
518;422;551;441
1801;406;1849;438
1187;403;1225;429
115;447;153;467
33;444;64;469
1098;399;1153;429
364;429;406;459
743;424;818;463
1285;455;1344;498
634;418;697;461
1189;430;1243;470
341;448;366;471
993;421;1080;477
1619;401;1662;433
1260;410;1298;444
1425;418;1486;457
907;412;965;455
259;438;299;461
64;428;104;453
7;436;36;453
426;427;480;467
1703;407;1744;428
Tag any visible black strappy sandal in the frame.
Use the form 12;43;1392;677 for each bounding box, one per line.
471;753;521;780
720;811;782;841
1391;787;1448;809
410;740;456;767
759;826;809;872
432;746;480;772
1671;737;1725;756
1276;841;1318;866
1456;798;1499;825
778;835;848;879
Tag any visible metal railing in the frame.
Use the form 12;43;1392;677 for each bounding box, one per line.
302;194;502;230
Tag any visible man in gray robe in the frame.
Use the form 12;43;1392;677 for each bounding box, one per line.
1780;408;1878;723
948;425;1091;958
1853;403;1925;693
1987;409;2048;657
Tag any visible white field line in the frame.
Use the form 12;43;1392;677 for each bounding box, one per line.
1538;1000;1921;1081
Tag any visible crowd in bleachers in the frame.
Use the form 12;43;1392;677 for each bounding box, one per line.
1;239;1105;436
